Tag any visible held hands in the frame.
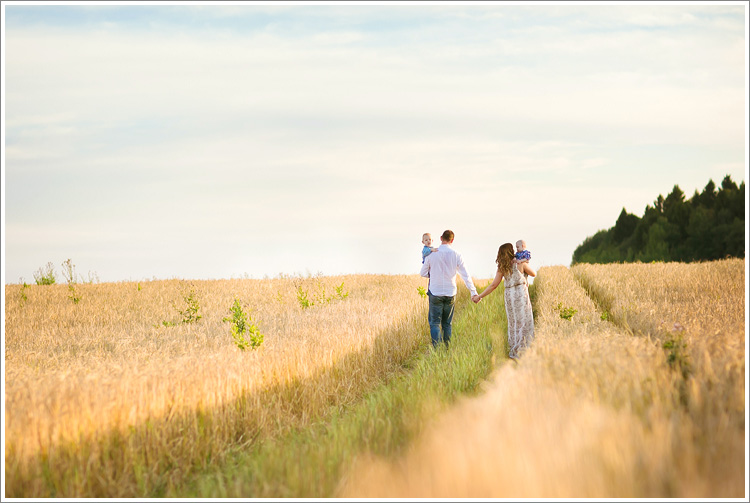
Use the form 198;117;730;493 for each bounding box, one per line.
472;295;481;304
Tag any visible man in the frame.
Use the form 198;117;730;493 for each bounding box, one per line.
419;229;480;348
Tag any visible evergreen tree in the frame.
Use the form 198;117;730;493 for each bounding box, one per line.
663;185;691;259
699;179;716;208
612;208;640;244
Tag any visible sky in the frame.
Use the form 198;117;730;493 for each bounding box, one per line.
2;1;748;284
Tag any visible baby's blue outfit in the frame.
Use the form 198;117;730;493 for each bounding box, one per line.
422;246;434;264
515;250;531;261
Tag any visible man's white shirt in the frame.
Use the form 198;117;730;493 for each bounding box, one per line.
420;243;478;297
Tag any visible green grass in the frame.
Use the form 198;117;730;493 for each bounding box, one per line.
175;282;509;498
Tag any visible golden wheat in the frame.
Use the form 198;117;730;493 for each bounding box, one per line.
4;274;429;496
572;259;746;491
339;260;745;498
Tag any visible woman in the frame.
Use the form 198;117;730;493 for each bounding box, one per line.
473;243;536;360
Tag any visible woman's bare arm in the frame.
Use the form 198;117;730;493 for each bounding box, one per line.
477;270;503;301
521;262;536;277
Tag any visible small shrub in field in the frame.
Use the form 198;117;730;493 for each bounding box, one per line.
417;286;427;299
335;282;349;300
61;259;78;284
68;285;81;304
33;262;57;285
19;283;30;306
160;286;202;326
297;286;313;309
223;298;264;350
556;302;577;321
297;281;349;309
662;334;691;378
60;259;82;304
176;287;202;324
313;281;331;305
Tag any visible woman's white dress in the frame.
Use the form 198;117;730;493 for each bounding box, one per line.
504;265;535;358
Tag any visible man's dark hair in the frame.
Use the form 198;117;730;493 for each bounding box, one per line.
441;230;454;242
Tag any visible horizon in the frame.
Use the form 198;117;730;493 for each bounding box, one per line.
4;172;746;286
2;2;748;285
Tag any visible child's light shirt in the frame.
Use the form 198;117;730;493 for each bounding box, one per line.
422;245;434;263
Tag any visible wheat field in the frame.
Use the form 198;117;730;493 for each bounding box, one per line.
339;259;746;498
4;260;746;497
4;274;429;496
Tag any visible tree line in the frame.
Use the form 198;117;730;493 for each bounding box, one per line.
572;175;745;264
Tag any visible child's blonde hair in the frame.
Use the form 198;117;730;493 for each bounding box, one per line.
516;239;526;250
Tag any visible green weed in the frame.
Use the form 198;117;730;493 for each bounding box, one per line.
297;281;349;309
297;287;313;309
334;282;349;300
161;285;203;326
556;302;578;321
19;282;30;306
68;285;81;305
176;287;202;324
33;262;57;285
662;333;691;379
61;259;81;304
61;259;78;284
223;298;264;351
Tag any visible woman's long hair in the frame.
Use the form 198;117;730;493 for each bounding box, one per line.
496;243;516;278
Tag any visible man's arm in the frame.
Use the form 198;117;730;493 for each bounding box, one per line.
456;255;478;297
420;255;431;278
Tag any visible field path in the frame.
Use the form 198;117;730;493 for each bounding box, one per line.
338;261;746;498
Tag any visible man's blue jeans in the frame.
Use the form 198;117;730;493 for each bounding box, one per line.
428;292;456;347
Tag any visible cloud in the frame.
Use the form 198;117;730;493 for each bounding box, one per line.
3;4;746;282
6;6;744;148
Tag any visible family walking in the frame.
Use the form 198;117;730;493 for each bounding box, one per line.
419;230;536;360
